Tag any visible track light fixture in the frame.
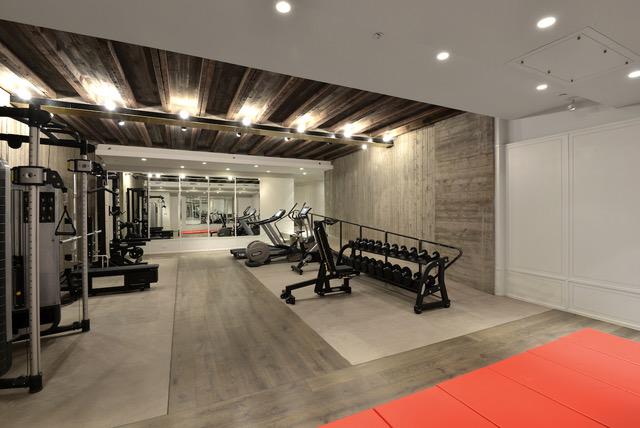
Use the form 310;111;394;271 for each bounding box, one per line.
567;99;576;111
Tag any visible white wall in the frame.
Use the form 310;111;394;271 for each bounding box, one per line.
503;115;640;329
260;177;295;235
294;180;325;215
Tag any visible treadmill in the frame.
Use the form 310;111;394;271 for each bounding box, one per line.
230;208;288;259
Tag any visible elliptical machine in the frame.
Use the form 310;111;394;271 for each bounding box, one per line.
290;204;321;274
230;204;304;267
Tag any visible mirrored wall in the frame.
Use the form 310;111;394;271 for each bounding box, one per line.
121;172;260;239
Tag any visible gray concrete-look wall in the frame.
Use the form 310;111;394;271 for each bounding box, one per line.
325;112;495;294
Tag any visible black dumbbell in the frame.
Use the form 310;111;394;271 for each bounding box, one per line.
398;245;409;258
389;244;399;256
383;262;394;280
417;249;429;261
381;243;391;255
361;256;370;272
408;247;418;260
368;259;378;275
411;271;422;290
401;267;413;287
392;264;403;283
375;260;385;277
353;255;363;270
373;240;383;253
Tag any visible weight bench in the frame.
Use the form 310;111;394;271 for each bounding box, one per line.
280;220;357;305
71;264;159;296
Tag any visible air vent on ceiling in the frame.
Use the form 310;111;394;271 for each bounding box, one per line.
510;27;636;83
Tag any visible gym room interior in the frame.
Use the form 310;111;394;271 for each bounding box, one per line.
1;1;640;427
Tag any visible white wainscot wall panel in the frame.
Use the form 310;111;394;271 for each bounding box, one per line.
569;281;640;328
507;137;565;276
506;270;566;309
570;122;640;289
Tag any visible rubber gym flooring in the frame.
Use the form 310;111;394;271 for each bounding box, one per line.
2;251;639;428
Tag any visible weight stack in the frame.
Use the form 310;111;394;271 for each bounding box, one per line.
0;160;11;376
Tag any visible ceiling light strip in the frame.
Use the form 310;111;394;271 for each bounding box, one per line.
13;97;394;149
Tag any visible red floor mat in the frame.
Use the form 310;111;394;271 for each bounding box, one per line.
490;352;640;427
321;409;389;428
375;386;496;427
321;329;639;427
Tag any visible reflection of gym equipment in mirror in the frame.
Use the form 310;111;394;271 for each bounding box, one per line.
143;174;260;238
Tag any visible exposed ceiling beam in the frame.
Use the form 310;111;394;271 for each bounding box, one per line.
225;68;258;119
100;118;128;144
324;145;361;160
280;139;313;158
149;48;170;111
191;59;216;150
0;39;57;98
247;135;275;155
260;76;303;121
19;25;92;100
282;84;335;127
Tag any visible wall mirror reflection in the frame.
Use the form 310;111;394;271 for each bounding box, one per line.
118;172;260;240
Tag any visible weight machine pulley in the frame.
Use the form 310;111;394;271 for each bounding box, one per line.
0;105;91;393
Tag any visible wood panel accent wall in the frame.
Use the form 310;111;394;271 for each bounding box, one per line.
325;113;495;293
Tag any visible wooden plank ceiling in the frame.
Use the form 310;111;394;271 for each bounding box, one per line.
0;19;463;160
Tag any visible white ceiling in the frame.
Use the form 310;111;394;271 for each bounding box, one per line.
2;0;640;119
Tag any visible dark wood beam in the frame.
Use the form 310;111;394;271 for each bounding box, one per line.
301;142;344;159
280;139;313;157
282;85;335;127
191;59;216;149
0;39;56;97
149;48;170;111
225;68;259;119
324;145;360;160
260;76;303;121
62;116;106;144
100;118;128;145
365;105;447;136
19;25;91;100
247;136;275;155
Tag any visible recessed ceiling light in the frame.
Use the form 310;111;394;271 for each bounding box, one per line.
382;133;392;143
361;144;368;150
235;132;242;137
202;162;207;165
104;99;116;111
141;158;147;161
118;120;125;126
242;116;252;126
254;164;259;168
266;170;271;173
436;51;450;61
178;110;189;119
275;1;291;14
284;137;291;141
302;172;307;175
299;167;304;170
181;126;187;132
226;167;230;171
536;83;549;91
180;165;185;169
536;16;556;29
628;70;640;79
567;100;576;111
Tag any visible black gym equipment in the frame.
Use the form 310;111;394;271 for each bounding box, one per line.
280;219;357;305
231;204;307;267
290;203;322;274
284;212;461;314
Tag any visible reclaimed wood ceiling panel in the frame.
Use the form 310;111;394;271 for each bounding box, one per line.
0;19;463;160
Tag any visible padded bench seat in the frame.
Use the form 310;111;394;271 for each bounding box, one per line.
71;264;159;295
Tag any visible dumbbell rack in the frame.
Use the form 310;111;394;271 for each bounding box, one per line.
309;214;463;314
